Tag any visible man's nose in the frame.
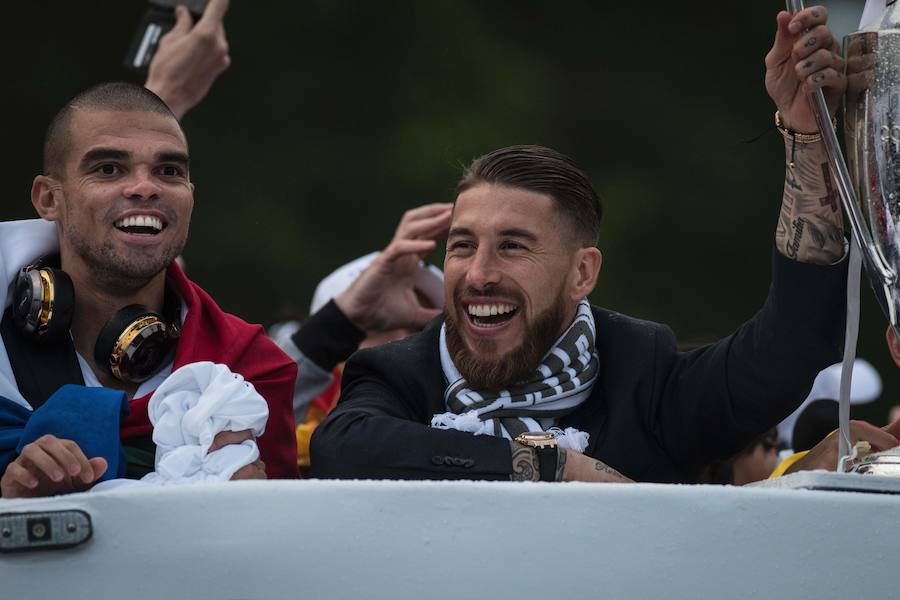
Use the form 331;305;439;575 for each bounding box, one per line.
121;169;162;200
465;247;502;289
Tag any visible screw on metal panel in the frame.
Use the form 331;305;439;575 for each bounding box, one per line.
1;528;10;538
31;523;46;538
66;522;77;533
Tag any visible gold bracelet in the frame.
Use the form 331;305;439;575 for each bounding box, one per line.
775;110;837;169
774;110;836;143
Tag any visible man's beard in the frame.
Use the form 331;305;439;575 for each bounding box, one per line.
444;284;569;392
62;220;183;295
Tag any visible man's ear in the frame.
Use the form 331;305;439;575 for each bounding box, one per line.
886;325;900;368
568;246;602;301
31;175;63;222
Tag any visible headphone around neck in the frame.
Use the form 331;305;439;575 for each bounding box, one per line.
12;255;181;383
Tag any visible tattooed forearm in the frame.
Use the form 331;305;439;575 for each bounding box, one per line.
593;460;631;483
775;138;845;264
555;447;567;482
509;442;539;482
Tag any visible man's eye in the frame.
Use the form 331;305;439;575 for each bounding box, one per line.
95;164;120;175
449;241;474;251
501;241;526;251
159;165;183;177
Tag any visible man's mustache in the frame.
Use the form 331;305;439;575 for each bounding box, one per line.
454;285;524;303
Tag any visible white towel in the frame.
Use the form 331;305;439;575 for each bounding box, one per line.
142;362;269;484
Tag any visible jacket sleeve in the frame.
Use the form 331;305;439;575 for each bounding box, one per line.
310;346;514;480
649;247;847;474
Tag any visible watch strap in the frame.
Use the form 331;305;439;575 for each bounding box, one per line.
535;445;557;482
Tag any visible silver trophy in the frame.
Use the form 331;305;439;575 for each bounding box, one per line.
844;2;900;327
786;0;900;471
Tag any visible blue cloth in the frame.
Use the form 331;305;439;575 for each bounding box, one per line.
0;385;129;483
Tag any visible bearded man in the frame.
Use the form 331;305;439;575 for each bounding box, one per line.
310;7;849;483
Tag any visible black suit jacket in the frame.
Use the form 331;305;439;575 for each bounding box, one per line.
311;249;847;483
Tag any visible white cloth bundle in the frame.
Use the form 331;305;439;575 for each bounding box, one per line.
142;362;269;484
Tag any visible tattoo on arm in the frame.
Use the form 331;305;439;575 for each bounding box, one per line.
593;460;627;480
555;448;567;482
806;218;826;248
509;442;539;482
775;142;845;264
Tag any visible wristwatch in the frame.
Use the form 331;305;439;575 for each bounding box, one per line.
514;432;558;482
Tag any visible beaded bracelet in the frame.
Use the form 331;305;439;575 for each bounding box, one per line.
775;110;836;168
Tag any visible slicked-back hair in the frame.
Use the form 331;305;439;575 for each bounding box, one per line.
43;81;180;177
455;145;602;248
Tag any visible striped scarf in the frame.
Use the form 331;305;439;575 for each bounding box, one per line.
431;300;598;451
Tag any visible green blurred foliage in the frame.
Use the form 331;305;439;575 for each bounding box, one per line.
0;1;893;424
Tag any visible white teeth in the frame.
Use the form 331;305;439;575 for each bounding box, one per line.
114;215;163;231
466;303;517;317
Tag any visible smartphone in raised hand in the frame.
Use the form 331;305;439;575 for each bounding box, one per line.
124;0;209;72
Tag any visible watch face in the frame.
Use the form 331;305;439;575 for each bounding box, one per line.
517;432;557;447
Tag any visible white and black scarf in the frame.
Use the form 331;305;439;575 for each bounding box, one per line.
431;300;598;451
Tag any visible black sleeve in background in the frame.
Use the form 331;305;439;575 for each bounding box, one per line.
291;299;366;372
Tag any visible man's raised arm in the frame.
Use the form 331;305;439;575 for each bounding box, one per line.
766;6;846;264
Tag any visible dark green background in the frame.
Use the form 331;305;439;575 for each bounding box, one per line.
1;1;889;423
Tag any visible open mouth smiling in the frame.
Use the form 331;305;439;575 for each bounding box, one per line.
466;303;519;328
114;214;167;236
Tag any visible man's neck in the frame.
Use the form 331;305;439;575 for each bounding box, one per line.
64;256;167;397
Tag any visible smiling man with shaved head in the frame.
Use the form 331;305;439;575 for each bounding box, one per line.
311;7;851;483
0;82;298;497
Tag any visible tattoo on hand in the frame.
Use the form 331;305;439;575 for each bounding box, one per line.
805;36;817;48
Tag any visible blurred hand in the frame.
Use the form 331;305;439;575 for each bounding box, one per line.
785;419;899;474
209;428;253;453
144;0;231;120
335;203;452;333
765;6;846;132
230;459;267;480
1;435;107;498
207;429;268;480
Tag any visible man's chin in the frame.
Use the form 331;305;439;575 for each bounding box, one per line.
451;339;534;391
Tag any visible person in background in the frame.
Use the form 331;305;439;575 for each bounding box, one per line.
776;359;881;450
699;429;781;485
771;327;900;476
270;205;449;472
